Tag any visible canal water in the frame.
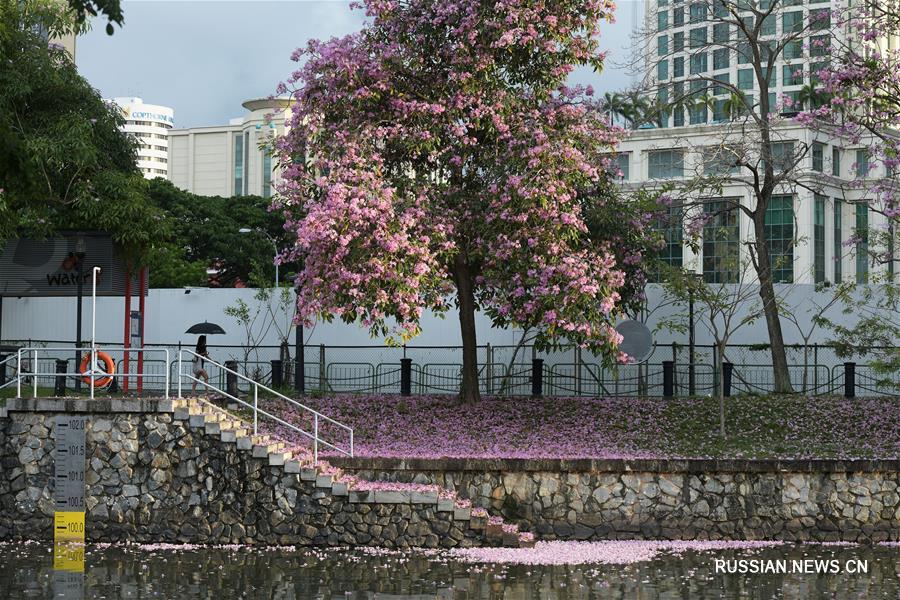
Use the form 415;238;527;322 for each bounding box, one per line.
0;541;898;599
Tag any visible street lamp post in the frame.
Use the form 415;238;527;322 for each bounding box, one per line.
687;271;704;396
74;236;86;392
238;227;278;287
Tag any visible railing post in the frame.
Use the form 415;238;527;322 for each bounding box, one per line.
225;360;238;396
271;359;283;388
90;348;96;400
33;350;37;398
54;359;67;397
531;358;544;397
0;354;6;388
723;362;733;397
313;414;319;464
318;344;325;393
662;361;674;398
485;343;492;396
177;352;183;399
253;383;258;435
400;358;412;396
844;362;856;398
16;349;21;398
575;346;582;397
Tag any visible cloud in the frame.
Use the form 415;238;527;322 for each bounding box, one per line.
77;0;636;129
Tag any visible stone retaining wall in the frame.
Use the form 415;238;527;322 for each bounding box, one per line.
329;457;900;543
0;399;480;547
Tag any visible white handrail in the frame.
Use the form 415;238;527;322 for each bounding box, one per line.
178;349;353;462
11;346;170;399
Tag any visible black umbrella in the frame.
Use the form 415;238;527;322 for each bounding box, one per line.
185;321;226;335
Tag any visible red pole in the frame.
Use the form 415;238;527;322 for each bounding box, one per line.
137;267;146;395
123;270;131;392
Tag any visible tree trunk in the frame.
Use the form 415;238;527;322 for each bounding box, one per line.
753;218;795;394
453;256;481;403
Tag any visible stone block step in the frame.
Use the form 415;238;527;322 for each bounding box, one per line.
331;482;349;496
252;444;282;458
315;475;334;489
268;452;292;466
283;460;302;474
300;468;318;481
236;437;253;450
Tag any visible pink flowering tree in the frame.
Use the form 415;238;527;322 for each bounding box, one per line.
274;0;639;402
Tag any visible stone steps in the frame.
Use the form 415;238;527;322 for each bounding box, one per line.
170;396;532;548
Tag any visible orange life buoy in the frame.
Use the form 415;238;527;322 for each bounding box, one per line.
80;351;115;388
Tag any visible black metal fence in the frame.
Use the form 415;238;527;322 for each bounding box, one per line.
1;339;897;398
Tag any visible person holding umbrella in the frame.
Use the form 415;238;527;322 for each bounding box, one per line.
191;335;210;395
185;321;226;395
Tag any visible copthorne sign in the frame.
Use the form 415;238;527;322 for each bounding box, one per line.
128;110;175;126
0;233;145;297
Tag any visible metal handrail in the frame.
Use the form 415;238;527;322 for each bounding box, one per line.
177;349;353;463
13;346;170;399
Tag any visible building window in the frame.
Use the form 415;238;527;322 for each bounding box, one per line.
690;52;708;74
689;103;707;124
814;195;826;283
658;35;668;56
608;153;629;180
812;142;824;172
703;199;740;284
810;35;830;57
652;202;684;281
674;6;684;27
704;147;739;174
834;199;843;282
770;142;794;172
783;40;803;60
855;149;870;176
856;204;869;283
689;27;707;48
658;11;668;31
737;42;751;64
713;23;729;43
263;152;273;198
712;73;729;94
658;60;669;80
233;133;244;196
810;8;830;31
674;106;685;127
713;48;730;71
689;3;707;23
760;14;775;36
782;64;803;87
782;11;803;34
674;56;685;77
712;99;728;122
765;194;794;283
648;149;684;179
673;31;684;52
737;69;753;90
244;131;251;196
832;147;841;176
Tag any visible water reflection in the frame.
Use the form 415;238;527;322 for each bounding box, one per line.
0;543;898;599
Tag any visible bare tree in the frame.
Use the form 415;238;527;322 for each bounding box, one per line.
628;0;853;393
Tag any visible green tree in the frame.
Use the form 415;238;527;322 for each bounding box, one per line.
145;179;294;288
0;0;165;263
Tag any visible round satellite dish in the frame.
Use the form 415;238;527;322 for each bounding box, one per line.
615;319;653;363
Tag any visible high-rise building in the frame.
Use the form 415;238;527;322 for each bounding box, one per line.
109;97;175;180
167;98;290;198
611;0;896;285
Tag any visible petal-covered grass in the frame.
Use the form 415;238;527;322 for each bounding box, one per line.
253;394;900;460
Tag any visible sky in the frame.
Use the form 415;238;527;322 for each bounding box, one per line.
77;1;642;129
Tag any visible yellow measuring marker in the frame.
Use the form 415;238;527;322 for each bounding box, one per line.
53;539;85;573
54;511;85;543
